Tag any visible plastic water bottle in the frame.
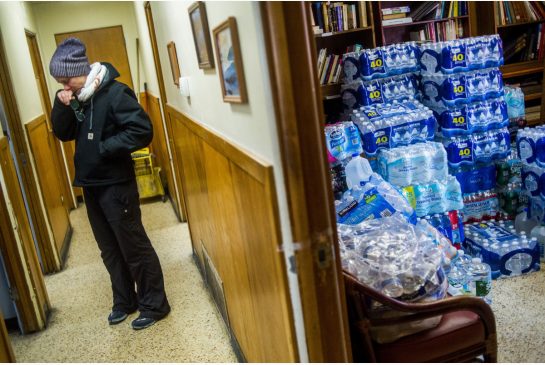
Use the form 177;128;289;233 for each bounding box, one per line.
344;154;373;189
467;258;492;304
453;249;472;270
447;265;468;295
530;223;545;263
515;208;538;234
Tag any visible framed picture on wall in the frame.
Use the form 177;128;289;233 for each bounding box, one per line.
212;17;248;104
167;41;181;86
188;1;214;69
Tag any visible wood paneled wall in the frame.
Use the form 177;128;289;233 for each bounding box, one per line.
165;104;297;362
26;115;71;260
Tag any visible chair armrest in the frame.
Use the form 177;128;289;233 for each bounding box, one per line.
344;271;496;336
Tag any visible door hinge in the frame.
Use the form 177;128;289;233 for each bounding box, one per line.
313;231;333;270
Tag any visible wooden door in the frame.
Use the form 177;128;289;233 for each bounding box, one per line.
55;25;133;89
0;137;50;333
26;117;72;261
26;31;75;211
144;2;186;221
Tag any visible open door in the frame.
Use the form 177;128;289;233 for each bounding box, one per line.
144;1;187;222
260;2;351;362
0;136;50;333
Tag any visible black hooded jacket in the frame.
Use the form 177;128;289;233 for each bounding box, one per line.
51;63;153;187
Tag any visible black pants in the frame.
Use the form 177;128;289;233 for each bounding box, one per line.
83;179;170;319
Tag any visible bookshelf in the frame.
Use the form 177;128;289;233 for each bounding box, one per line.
475;1;545;126
372;1;475;45
311;1;377;107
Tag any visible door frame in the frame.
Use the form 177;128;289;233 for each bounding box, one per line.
25;30;75;212
144;1;187;222
260;2;351;362
0;30;60;273
0;136;50;333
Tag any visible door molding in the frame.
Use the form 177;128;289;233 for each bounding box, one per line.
144;1;187;222
260;2;351;362
0;30;60;273
25;29;75;211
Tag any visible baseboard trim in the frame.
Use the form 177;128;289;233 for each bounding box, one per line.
192;252;246;363
59;224;73;270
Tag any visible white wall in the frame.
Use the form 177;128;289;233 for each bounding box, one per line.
133;1;308;360
31;1;140;104
0;1;43;124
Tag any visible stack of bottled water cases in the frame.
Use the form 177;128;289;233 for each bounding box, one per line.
419;35;510;223
517;126;545;224
464;220;540;279
341;42;421;113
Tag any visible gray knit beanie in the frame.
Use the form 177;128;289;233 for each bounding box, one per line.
49;38;91;78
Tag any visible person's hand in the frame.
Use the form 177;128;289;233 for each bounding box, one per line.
57;90;74;106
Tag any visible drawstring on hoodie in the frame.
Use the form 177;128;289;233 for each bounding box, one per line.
90;98;94;131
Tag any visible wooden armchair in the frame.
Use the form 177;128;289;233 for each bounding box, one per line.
343;271;497;362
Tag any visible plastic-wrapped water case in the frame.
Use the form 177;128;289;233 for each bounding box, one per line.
377;142;448;186
354;110;436;157
464;221;540;279
443;127;510;168
335;173;416;225
419;35;503;75
356;42;420;80
339;213;448;301
421;68;504;107
439;98;508;137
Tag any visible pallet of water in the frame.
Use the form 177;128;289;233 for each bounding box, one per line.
464;220;540;279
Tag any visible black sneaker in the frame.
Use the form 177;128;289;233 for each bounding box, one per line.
131;316;157;330
108;310;128;325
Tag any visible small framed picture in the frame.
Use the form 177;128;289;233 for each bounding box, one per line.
167;41;181;86
188;2;214;69
213;17;248;104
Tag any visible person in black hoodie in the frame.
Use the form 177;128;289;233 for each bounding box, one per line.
49;37;170;330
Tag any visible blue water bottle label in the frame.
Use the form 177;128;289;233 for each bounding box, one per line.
446;138;474;167
535;137;545;167
518;137;536;164
441;109;469;134
523;170;540;196
360;49;386;79
442;44;467;73
443;76;468;105
362;81;384;105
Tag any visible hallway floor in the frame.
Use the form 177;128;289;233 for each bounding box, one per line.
9;200;237;362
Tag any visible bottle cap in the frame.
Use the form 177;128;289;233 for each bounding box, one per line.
472;258;481;263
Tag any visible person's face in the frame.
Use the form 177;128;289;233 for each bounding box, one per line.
55;75;87;95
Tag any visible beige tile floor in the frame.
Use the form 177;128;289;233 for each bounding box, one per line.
8;198;545;362
10;200;237;363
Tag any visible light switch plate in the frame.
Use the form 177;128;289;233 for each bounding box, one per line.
179;76;190;97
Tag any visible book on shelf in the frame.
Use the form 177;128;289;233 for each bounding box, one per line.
316;48;343;85
383;13;407;20
503;23;545;63
382;17;413;26
410;19;462;42
496;1;545;26
410;2;439;21
381;6;411;15
311;1;368;33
